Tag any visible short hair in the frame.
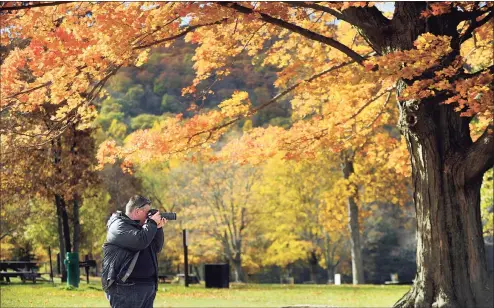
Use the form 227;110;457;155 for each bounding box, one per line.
125;195;151;214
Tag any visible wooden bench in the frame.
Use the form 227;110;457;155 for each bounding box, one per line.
0;260;47;284
0;271;41;283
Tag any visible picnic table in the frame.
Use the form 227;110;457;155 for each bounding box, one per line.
0;260;42;283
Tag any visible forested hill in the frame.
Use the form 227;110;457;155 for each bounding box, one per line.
97;38;292;141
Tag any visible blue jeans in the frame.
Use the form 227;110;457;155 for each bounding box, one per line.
105;281;156;308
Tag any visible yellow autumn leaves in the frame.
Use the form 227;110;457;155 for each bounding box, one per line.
218;91;251;118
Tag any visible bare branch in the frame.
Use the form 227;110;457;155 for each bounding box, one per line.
218;2;366;65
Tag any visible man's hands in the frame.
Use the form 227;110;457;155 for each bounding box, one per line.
157;217;168;229
150;211;168;229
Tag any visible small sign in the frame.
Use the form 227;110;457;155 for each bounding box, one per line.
334;274;341;285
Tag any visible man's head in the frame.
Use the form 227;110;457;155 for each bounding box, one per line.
125;195;151;225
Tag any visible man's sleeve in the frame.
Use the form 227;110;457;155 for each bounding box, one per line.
107;219;158;252
151;228;164;253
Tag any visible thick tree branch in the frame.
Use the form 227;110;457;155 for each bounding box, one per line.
392;2;427;24
134;19;228;50
341;4;390;29
458;7;494;44
0;1;73;12
218;2;366;65
465;124;494;182
283;2;346;21
287;3;391;54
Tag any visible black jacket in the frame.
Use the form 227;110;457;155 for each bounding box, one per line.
101;211;164;291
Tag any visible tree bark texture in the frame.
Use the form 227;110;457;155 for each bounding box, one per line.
393;87;493;308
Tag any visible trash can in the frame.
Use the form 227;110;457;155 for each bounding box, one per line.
204;263;229;288
64;252;80;288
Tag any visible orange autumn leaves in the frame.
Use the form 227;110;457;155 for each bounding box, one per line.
1;2;206;125
2;2;492;168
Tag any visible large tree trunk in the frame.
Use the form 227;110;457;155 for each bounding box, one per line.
342;2;493;305
341;154;365;284
394;90;493;307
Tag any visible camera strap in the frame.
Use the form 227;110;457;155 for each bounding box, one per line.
121;251;140;283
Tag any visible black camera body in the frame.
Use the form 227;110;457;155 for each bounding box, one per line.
147;209;177;221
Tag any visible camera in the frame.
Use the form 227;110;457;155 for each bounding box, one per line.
147;209;177;221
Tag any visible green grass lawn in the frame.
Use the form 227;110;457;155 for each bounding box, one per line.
0;278;410;307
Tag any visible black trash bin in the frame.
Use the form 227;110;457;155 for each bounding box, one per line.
204;263;229;288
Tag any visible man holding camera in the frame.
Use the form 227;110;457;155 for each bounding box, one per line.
102;195;167;308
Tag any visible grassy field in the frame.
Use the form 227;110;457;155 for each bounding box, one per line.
0;278;410;307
